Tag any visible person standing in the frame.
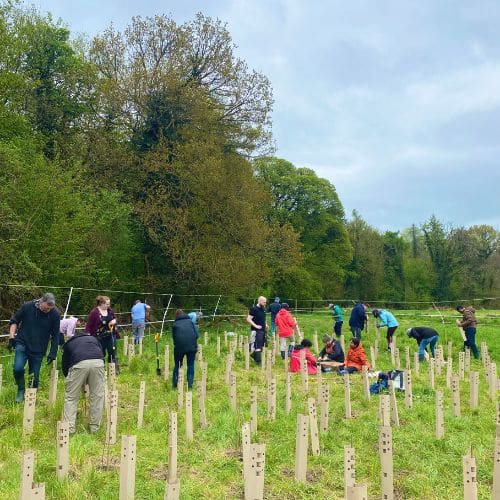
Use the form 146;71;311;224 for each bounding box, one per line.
62;331;105;434
275;303;298;359
372;308;399;350
247;296;268;365
172;309;199;390
85;296;118;369
348;302;368;339
329;303;344;337
268;297;282;337
9;292;61;402
456;305;480;359
406;327;439;361
131;299;151;345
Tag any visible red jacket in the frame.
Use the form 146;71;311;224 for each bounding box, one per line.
275;308;296;338
345;342;371;372
289;347;317;374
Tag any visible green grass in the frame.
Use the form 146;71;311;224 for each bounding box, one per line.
0;309;499;499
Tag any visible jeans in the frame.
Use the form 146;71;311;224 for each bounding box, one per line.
334;321;343;337
132;321;145;344
98;334;117;363
173;350;196;389
270;318;276;335
13;343;44;390
338;366;358;375
419;335;439;361
464;328;480;359
350;327;362;340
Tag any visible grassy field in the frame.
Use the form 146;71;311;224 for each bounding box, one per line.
0;308;499;499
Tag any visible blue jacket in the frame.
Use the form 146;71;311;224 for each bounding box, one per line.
349;303;367;329
378;310;398;328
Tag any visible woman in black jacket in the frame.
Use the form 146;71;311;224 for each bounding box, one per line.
172;309;199;389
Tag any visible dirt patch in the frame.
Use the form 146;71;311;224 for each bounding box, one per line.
150;463;169;481
280;466;321;483
225;448;242;460
96;455;120;471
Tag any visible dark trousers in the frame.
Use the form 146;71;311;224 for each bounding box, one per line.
98;335;117;363
350;326;362;339
387;326;398;348
464;327;480;359
13;343;44;390
173;350;196;389
334;321;343;337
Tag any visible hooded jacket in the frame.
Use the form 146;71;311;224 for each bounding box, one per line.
172;313;199;352
349;303;367;329
459;307;477;329
275;308;296;338
345;342;371;371
289;346;317;374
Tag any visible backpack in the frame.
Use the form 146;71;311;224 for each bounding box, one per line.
389;370;405;391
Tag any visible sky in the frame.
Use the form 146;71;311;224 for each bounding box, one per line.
33;0;500;231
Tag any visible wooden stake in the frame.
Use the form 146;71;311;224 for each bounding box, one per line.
362;366;370;400
370;346;376;370
23;388;37;436
470;371;479;410
344;373;352;419
313;331;319;355
244;343;250;370
451;375;461;417
285;372;292;416
177;368;184;409
389;380;399;427
459;351;465;380
493;435;500;499
108;361;116;391
19;450;45;499
197;381;207;428
394;348;400;370
119;435;136;500
390;342;395;367
404;346;410;370
346;484;368;500
429;357;435;389
404;370;413;408
128;343;135;362
197;344;203;363
446;357;452;389
204;331;208;346
435;390;444;439
379;394;390;427
319;383;329;434
106;389;118;445
244;444;266;500
413;352;419;375
465;348;470;373
137;381;145;428
242;422;251;481
164;345;170;382
229;372;237;410
379;425;394;500
447;341;453;360
490;363;498;401
267;378;276;420
463;449;477;500
300;349;308;391
216;335;221;357
225;353;233;385
250;386;258;434
344;445;356;497
185;391;193;441
56;421;69;480
201;361;208;394
165;412;180;500
307;398;320;456
123;335;129;357
294;414;309;482
0;364;3;391
48;362;58;407
139;338;143;356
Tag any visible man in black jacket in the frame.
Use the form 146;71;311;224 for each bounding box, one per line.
62;332;105;434
172;309;199;390
407;327;439;361
317;335;345;372
9;292;60;402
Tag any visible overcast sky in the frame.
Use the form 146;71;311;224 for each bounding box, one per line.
34;0;500;231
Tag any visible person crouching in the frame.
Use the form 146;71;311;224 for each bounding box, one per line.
289;339;317;374
338;337;371;375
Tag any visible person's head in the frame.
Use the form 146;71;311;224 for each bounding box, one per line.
281;302;289;310
406;328;413;337
456;305;465;313
175;309;184;319
301;338;313;348
134;299;141;305
39;292;56;313
257;296;267;308
322;334;333;344
372;309;380;318
274;296;280;303
196;311;204;319
96;295;110;308
350;337;360;348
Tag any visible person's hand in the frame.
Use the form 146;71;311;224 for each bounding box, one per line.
376;323;380;329
46;356;55;365
255;325;262;329
456;319;461;326
8;337;16;351
109;319;117;327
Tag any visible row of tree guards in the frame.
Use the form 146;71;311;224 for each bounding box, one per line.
8;326;500;499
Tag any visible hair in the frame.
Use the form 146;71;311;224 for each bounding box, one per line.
456;305;464;312
372;309;380;317
322;334;333;343
175;309;184;319
96;295;110;307
281;303;289;310
301;338;313;348
40;292;56;306
350;337;360;348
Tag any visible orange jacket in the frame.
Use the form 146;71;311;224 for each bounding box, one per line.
345;342;371;371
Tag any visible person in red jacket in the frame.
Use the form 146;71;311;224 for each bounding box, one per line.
275;303;299;359
338;338;371;375
289;339;317;374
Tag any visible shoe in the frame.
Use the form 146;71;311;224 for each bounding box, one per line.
15;389;25;403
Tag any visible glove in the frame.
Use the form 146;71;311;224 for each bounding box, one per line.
376;323;381;329
46;356;55;365
8;337;17;351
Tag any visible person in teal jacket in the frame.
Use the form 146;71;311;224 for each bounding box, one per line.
372;309;399;350
329;303;344;337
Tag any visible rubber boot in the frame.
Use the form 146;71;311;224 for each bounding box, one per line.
253;350;262;366
16;388;25;403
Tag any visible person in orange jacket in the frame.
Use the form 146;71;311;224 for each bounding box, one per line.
275;303;299;359
338;337;371;375
289;339;317;374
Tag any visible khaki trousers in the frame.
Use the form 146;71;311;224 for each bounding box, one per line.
63;359;105;433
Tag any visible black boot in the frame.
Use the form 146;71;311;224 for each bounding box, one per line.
253;350;262;365
280;351;285;360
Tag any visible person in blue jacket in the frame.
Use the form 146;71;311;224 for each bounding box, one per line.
348;302;368;339
372;308;399;350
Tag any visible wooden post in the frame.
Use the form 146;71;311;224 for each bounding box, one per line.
261;347;266;372
106;389;118;445
465;348;471;373
119;435;136;500
344;445;356;497
294;414;309;482
197;344;203;363
267;378;276;420
346;484;368;500
23;388;37;436
266;349;273;380
307;398;320;456
244;444;266;500
493;435;500;499
204;331;208;346
341;334;346;360
48;362;58;407
197;381;207;428
389;381;399;427
225;353;233;384
390;342;395;367
379;425;394;500
0;364;3;391
177;367;184;409
56;421;70;480
404;370;413;408
216;336;220;357
165;412;180;500
435;391;444;439
446;357;452;389
19;450;45;499
459;351;465;380
300;349;308;391
201;361;207;394
490;363;498;401
429;357;435;389
313;331;319;355
450;375;460;418
123;335;129;357
229;372;237;410
285;372;292;416
404;346;410;370
463;449;477;500
448;341;453;360
164;345;170;382
470;371;479;410
379;394;391;427
344;373;352;419
244;343;250;370
394;348;400;370
362;366;370;400
185;391;193;441
370;346;376;370
224;331;228;346
319;383;329;434
139;338;143;356
137;381;146;428
413;352;419;376
250;386;258;433
128;343;135;362
108;361;116;391
242;422;251;481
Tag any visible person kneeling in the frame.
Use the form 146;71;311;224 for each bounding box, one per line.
338;337;371;375
317;335;344;372
289;339;317;374
62;331;105;434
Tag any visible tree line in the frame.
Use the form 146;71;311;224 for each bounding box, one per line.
0;4;498;313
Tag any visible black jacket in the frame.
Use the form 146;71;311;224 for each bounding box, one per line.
349;303;367;329
172;314;199;352
407;327;439;344
62;334;104;377
319;341;345;363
